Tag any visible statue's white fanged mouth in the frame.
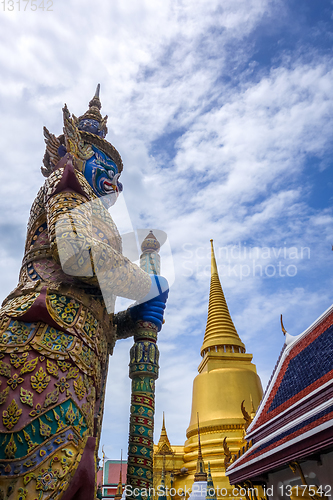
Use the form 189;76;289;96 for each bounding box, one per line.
103;179;116;193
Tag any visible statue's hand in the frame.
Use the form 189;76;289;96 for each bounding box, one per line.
130;275;169;331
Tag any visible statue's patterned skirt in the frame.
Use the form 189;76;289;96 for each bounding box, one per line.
0;291;107;500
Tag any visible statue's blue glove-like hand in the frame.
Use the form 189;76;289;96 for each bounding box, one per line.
130;275;169;332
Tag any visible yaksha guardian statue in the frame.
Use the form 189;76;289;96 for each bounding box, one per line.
0;86;168;500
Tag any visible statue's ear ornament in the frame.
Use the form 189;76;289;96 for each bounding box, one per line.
62;103;94;161
41;126;61;177
98;115;108;135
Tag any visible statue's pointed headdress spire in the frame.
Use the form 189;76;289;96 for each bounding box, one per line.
78;83;108;138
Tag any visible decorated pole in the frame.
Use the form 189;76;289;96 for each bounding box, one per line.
126;232;163;499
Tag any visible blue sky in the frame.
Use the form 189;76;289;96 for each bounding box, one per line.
0;0;333;460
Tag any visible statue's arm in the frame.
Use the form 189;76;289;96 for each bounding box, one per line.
114;309;137;339
45;161;151;301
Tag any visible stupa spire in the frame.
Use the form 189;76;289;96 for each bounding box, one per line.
205;463;217;500
114;450;123;500
194;413;207;482
200;240;245;356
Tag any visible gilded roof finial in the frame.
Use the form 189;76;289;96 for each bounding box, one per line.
114;450;123;500
223;437;232;469
280;314;287;335
241;400;252;430
157;412;173;455
194;413;207;482
250;394;256;419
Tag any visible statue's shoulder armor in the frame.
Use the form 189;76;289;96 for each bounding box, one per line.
26;186;45;237
44;155;96;202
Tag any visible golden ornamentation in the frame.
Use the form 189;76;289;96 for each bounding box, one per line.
10;351;29;368
43;387;60;408
38;417;52;438
20;387;34;407
65;402;76;425
57;360;71;372
53;408;67;432
20;357;38;375
0;293;40;318
55;377;70;393
3;399;22;430
62;103;94;161
83;311;98;339
39;327;74;353
7;373;24;390
42;126;61;177
4;433;17;459
30;366;50;393
73;376;86;400
46;358;58;377
29;403;43;418
66;366;79;380
241;400;252;430
0;386;10;405
223;437;232;469
17;487;28;499
0;360;11;377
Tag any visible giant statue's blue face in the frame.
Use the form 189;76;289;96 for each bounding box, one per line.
83;145;123;205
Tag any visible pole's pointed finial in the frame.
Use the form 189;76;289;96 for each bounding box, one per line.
210;239;218;276
95;83;101;99
280;314;287;335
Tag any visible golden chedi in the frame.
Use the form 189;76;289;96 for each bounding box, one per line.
172;240;263;496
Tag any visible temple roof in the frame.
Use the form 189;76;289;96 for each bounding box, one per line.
201;240;245;355
156;413;173;455
226;303;333;483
